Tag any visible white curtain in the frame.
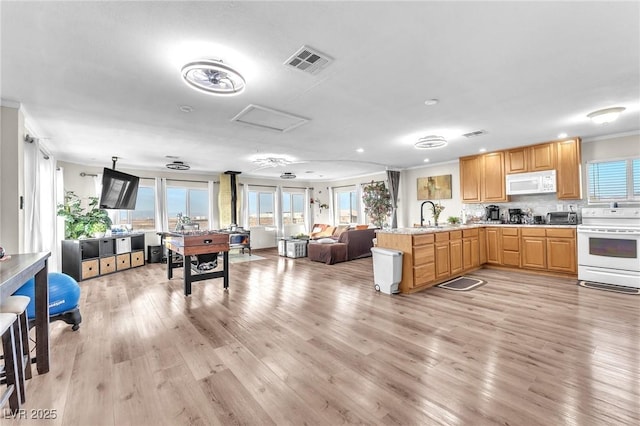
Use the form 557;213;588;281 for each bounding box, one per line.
208;180;217;230
23;139;60;270
154;177;168;232
275;185;283;238
242;183;250;229
304;187;311;233
55;167;65;271
328;187;335;226
356;183;365;225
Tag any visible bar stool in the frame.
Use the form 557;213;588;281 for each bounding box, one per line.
0;312;21;412
1;295;31;406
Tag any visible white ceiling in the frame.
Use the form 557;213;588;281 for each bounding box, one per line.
2;1;639;181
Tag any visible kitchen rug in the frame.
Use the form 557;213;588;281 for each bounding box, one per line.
578;281;640;295
437;276;485;291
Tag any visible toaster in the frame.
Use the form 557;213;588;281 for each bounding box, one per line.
546;211;578;225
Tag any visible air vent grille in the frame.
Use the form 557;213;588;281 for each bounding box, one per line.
285;45;333;75
463;130;487;138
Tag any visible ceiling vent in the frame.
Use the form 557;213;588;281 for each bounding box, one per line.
231;104;309;132
415;135;448;149
463;130;488;138
284;45;333;75
166;161;190;170
280;172;296;180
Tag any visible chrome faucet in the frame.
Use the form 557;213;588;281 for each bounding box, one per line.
420;201;436;227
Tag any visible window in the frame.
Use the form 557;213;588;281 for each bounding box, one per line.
167;184;209;230
282;191;305;225
248;190;275;226
587;158;640;203
335;188;357;224
115;184;156;230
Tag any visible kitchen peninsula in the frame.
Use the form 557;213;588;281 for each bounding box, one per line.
376;224;577;294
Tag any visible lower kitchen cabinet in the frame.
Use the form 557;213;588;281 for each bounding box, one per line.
546;228;577;274
486;227;501;264
521;228;546;269
449;231;463;275
435;232;451;279
501;228;520;267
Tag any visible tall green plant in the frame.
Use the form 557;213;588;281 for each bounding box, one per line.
362;180;392;228
57;191;112;239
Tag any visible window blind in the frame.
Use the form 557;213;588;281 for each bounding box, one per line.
587;158;640;202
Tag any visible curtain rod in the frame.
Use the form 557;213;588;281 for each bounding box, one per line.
79;173;219;184
241;183;314;190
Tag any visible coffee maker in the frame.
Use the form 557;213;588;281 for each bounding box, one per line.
508;208;524;224
485;205;500;222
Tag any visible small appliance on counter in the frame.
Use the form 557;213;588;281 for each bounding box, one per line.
533;215;545;224
508;208;524;224
546;211;578;225
485;205;500;222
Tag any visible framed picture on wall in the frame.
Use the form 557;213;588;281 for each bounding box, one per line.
417;174;452;200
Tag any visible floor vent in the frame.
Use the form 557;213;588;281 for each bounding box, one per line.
463;130;488;138
284;45;333;75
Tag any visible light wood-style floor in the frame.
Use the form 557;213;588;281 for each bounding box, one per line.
4;249;639;425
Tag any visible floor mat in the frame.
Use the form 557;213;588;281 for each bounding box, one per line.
578;281;640;295
437;276;485;291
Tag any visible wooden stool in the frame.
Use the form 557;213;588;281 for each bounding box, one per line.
1;295;31;405
0;312;21;413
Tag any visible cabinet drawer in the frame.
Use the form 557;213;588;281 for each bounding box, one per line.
502;228;519;236
449;230;462;240
131;250;145;267
502;235;520;251
413;264;436;287
116;253;131;270
521;228;546;237
503;251;520;267
462;228;478;238
413;233;435;246
546;228;575;238
414;245;435;265
99;256;116;274
81;259;99;280
434;232;449;242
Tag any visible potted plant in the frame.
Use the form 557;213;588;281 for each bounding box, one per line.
57;191;112;239
362;180;392;228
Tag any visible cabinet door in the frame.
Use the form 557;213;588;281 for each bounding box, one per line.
450;239;463;275
506;148;528;174
81;259;99;280
462;238;472;270
100;256;116;274
470;237;480;268
485;228;501;264
530;143;556;171
556;139;582;199
460;156;482;203
547;238;576;273
131;250;145;267
479;228;487;264
413;264;436;288
116;253;131;270
521;237;546;269
435;242;450;279
482;152;508;202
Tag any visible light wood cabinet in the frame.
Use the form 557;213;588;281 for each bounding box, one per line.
460;152;508;203
435;232;450;280
462;228;480;271
507;143;557;174
556;138;582;199
485;227;501;264
521;239;546;269
479;228;487;265
501;228;520;267
449;231;463;276
546;228;577;273
506;148;528;174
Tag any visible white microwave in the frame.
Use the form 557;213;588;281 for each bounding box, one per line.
506;170;557;195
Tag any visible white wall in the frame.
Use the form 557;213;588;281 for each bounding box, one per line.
0;105;25;254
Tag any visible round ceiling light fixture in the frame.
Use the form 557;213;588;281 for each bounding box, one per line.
415;135;448;149
166;161;190;171
280;172;296;179
587;107;625;124
181;59;246;96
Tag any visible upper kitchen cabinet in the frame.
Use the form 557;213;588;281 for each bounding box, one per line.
556;138;582;199
460;152;508;203
506;142;556;174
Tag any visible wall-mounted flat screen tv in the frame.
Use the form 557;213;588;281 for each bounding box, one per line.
99;168;140;210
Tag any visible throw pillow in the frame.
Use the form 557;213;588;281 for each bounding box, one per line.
317;238;335;244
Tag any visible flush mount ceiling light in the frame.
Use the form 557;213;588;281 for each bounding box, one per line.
415;135;448;149
280;172;296;179
166;161;190;170
587;107;625;124
181;59;245;96
253;157;292;168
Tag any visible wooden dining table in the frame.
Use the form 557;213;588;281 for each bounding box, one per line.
0;252;51;374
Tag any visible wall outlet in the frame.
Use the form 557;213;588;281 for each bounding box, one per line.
556;204;563;211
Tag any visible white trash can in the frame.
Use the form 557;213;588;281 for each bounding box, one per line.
370;247;403;294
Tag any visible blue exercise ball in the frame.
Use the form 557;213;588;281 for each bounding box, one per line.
14;272;81;319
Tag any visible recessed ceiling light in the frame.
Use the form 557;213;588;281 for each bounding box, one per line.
587;107;625;124
356;148;364;153
424;99;439;106
178;105;194;113
557;132;568;139
415;135;447;149
479;148;487;153
181;59;245;96
423;158;430;163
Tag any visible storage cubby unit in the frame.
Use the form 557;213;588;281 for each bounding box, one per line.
62;233;146;281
